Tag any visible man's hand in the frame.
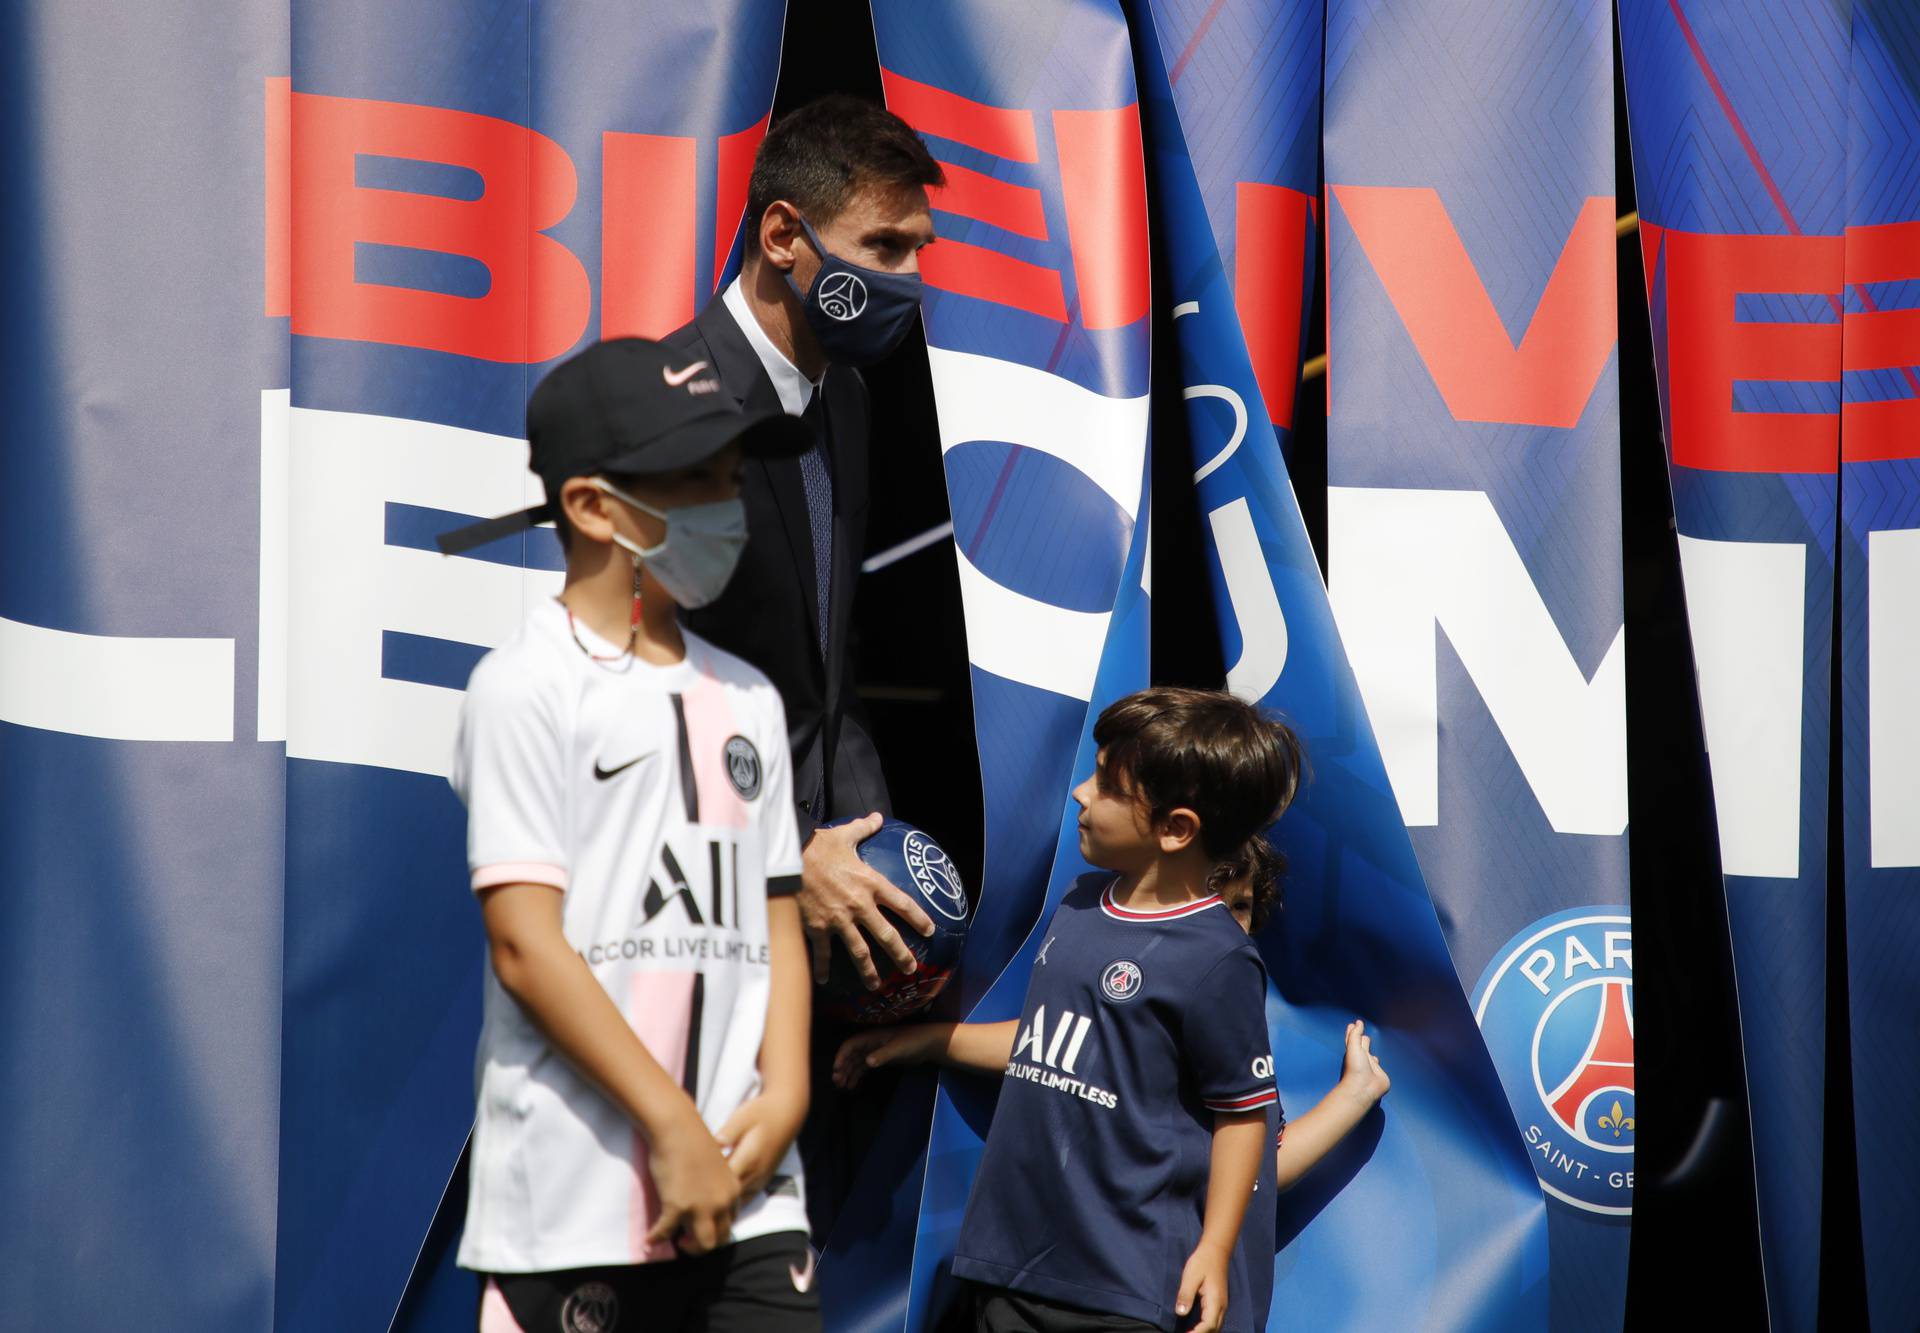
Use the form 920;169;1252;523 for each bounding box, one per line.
644;1111;741;1256
800;811;936;988
1174;1239;1231;1333
1336;1019;1391;1109
715;1089;807;1201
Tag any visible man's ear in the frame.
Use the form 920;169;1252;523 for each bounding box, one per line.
1159;807;1202;855
759;201;803;273
559;476;614;544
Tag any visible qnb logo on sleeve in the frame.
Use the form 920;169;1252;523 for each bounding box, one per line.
1006;1004;1118;1110
1251;1055;1274;1080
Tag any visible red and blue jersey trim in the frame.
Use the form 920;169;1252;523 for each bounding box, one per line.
1099;883;1224;922
1203;1088;1279;1113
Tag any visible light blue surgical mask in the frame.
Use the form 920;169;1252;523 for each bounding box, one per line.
595;477;748;610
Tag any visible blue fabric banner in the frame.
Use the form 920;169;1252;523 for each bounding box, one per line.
1838;3;1920;1328
270;7;785;1331
1619;3;1850;1326
0;5;287;1331
1134;2;1550;1328
822;4;1155;1327
1324;1;1632;1327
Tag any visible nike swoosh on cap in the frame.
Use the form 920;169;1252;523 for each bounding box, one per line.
662;360;710;387
593;753;655;781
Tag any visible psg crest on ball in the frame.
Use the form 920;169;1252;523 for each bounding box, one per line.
821;818;971;1024
1473;908;1635;1216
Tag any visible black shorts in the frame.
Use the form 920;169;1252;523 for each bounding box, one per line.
961;1283;1160;1333
479;1231;820;1333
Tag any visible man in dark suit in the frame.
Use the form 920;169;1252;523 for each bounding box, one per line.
665;96;945;1236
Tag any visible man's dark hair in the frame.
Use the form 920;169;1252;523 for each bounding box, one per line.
1091;686;1305;860
1208;834;1285;932
744;95;943;256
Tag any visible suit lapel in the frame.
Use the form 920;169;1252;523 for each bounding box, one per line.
694;301;823;661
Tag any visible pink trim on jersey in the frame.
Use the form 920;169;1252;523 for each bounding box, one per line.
627;971;697;1262
471;862;568;893
678;661;750;828
1099;884;1223;921
1205;1089;1279;1113
478;1278;526;1333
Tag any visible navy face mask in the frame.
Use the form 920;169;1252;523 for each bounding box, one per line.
784;213;924;367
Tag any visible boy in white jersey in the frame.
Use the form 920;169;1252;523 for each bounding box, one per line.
439;337;819;1332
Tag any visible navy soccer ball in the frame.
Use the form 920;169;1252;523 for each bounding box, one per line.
820;818;970;1024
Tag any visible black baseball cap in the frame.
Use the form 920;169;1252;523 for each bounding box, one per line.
436;338;811;555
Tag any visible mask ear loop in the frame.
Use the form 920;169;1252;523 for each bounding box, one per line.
564;485;646;666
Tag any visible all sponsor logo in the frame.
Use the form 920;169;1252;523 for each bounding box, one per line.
1472;907;1634;1216
902;830;967;921
723;735;761;800
1009;1004;1117;1109
1101;959;1143;1003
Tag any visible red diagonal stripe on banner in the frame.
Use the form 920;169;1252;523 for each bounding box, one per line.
881;68;1037;163
929;160;1049;240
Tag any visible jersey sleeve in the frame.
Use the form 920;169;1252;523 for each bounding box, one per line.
450;654;570;894
756;687;803;896
1180;945;1278;1115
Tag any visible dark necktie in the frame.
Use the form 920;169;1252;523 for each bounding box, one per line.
798;390;833;660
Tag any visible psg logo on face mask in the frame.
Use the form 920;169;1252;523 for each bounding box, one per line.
815;270;868;321
1472;907;1634;1216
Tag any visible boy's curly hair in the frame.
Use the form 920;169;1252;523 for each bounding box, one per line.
1208;834;1285;933
1091;687;1304;859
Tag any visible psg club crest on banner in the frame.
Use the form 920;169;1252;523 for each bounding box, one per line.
1473;908;1634;1216
1101;959;1143;1003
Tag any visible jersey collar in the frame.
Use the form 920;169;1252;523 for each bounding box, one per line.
1099;881;1223;922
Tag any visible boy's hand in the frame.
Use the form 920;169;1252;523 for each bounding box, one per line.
832;1023;943;1089
800;812;936;989
716;1090;807;1200
1175;1239;1231;1333
645;1111;741;1255
1337;1019;1391;1108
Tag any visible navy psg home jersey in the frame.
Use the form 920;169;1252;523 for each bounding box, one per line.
952;875;1280;1331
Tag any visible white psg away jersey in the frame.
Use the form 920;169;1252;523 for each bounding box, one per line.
449;600;806;1273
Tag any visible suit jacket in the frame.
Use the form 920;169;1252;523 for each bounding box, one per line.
666;299;893;843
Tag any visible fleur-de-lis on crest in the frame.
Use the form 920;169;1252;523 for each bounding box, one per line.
1597;1100;1635;1138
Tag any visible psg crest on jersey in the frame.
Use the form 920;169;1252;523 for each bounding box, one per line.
1101;959;1143;1003
1472;907;1634;1216
723;736;761;800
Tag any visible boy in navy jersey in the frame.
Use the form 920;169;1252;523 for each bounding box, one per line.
837;687;1303;1333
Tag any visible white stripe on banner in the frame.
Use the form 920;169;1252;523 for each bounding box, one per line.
925;346;1148;514
925;346;1147;703
953;545;1109;702
0;617;235;742
1329;486;1627;836
1869;527;1920;869
1675;534;1806;878
285;406;561;777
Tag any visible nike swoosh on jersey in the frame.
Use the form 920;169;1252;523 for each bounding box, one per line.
789;1245;817;1293
662;360;710;386
592;753;655;781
